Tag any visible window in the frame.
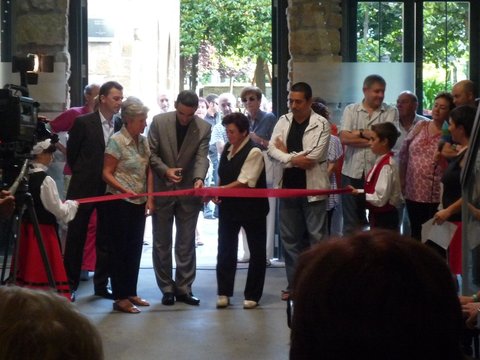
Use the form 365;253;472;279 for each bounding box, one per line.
356;2;404;63
347;0;478;113
422;2;470;111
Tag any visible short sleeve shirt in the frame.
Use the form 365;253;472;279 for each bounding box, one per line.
105;126;150;204
248;110;278;150
340;102;399;179
210;122;228;145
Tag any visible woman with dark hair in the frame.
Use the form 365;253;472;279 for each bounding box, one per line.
433;105;477;274
213;112;269;309
290;230;465;360
398;91;454;240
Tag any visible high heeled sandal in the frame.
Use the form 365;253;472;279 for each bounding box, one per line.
113;299;141;314
128;296;150;307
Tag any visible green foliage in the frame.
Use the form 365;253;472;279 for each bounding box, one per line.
180;0;272;90
423;2;469;73
422;78;452;111
356;2;403;62
356;1;469;73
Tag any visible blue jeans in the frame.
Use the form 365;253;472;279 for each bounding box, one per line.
279;197;327;291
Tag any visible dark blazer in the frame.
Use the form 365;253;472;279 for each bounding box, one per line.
148;111;211;192
66;111;107;200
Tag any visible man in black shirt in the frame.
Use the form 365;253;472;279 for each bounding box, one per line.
268;82;331;300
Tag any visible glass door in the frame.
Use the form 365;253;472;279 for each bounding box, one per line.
461;105;480;294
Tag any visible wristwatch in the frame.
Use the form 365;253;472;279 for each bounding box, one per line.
359;129;365;139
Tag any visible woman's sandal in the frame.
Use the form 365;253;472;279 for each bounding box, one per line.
128;296;150;307
113;299;141;314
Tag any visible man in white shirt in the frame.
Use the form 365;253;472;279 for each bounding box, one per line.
339;74;399;235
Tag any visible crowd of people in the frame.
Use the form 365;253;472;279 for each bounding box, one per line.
1;74;479;357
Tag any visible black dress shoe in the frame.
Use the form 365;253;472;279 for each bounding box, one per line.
94;288;114;299
176;293;200;306
162;292;175;305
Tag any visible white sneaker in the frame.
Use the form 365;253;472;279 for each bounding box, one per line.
243;300;258;309
216;296;229;308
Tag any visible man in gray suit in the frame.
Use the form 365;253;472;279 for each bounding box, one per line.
148;90;211;306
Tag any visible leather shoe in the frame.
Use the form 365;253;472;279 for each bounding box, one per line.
176;293;200;306
162;292;175;306
94;288;114;299
113;299;140;314
129;296;150;306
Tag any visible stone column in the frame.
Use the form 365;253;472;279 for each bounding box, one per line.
13;0;70;113
286;0;342;121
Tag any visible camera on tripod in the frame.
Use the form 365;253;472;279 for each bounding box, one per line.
0;55;57;191
0;56;59;288
0;85;57;190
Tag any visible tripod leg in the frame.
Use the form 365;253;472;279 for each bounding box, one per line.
7;211;23;284
24;193;56;290
0;215;15;284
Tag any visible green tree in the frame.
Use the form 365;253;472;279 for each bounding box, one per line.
356;2;403;62
180;0;272;92
356;2;469;72
423;2;469;84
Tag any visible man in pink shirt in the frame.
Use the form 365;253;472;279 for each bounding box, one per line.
49;83;100;184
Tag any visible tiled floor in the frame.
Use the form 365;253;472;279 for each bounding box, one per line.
76;215;290;360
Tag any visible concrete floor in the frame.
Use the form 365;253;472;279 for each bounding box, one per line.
75;216;291;360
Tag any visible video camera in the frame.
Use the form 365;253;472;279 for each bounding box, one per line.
0;84;57;191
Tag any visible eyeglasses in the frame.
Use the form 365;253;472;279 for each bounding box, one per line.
241;96;257;103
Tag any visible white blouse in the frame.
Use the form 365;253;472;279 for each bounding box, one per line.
29;163;78;224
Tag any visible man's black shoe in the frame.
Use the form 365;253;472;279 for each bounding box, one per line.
94;288;114;299
176;293;200;306
162;292;175;305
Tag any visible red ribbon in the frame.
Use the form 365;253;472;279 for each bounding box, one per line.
76;187;353;204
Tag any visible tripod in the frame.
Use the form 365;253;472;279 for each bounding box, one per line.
0;159;55;289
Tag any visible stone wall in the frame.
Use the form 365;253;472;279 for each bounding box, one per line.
287;0;342;80
14;0;68;56
12;0;70;112
6;0;343;112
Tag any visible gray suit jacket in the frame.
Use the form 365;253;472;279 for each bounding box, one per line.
148;111;211;194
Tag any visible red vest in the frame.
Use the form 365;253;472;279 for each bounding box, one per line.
364;152;396;213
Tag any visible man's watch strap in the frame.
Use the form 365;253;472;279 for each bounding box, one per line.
193;177;203;184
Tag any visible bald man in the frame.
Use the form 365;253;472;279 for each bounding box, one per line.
442;80;478;159
451;80;477;107
395;91;428;236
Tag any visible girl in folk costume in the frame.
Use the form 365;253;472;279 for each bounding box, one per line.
14;139;78;300
350;122;403;230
